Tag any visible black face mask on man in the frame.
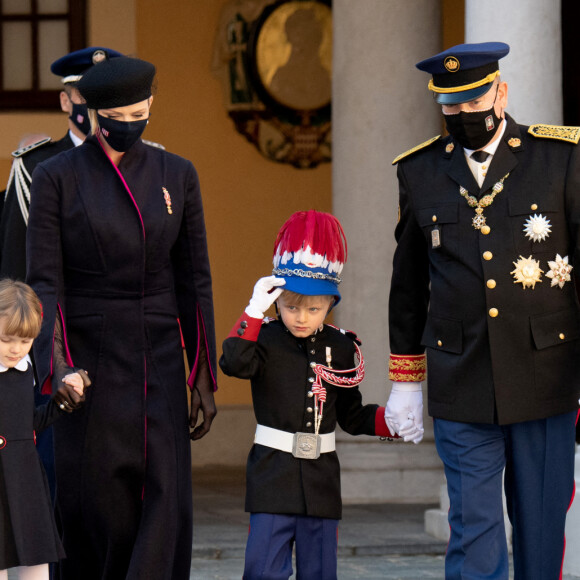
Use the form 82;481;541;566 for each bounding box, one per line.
444;88;503;150
97;114;148;152
70;102;91;136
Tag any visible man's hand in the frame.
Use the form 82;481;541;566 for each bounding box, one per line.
385;381;424;444
245;276;286;319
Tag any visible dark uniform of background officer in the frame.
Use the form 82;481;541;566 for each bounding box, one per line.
385;42;580;580
0;46;122;282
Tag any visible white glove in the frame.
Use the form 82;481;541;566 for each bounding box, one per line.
245;276;286;319
385;381;424;444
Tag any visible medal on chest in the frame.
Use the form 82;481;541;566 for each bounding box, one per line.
459;173;510;233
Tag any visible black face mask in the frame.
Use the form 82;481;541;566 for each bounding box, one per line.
70;102;91;136
97;114;148;152
444;93;503;150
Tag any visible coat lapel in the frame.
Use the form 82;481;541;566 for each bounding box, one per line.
480;115;521;193
446;142;480;194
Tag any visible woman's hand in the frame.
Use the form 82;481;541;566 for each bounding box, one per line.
189;342;217;440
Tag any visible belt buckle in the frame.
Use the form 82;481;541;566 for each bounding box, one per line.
292;432;320;459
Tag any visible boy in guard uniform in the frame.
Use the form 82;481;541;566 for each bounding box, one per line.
220;210;421;580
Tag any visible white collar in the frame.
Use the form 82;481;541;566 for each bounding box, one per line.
69;130;84;147
0;354;31;373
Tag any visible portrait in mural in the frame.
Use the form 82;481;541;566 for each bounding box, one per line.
213;0;332;169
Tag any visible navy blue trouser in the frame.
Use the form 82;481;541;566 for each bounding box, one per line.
243;513;339;580
434;411;578;580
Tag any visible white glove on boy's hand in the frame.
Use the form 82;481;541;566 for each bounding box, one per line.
385;381;424;444
245;276;286;319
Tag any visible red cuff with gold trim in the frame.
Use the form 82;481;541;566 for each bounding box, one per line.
227;313;263;342
375;407;398;439
389;353;427;382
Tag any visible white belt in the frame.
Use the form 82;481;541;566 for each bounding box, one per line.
254;424;335;456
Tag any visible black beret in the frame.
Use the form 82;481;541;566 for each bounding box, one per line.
77;56;156;109
50;47;123;83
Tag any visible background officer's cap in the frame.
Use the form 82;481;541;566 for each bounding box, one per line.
51;47;123;85
77;56;156;110
416;41;510;105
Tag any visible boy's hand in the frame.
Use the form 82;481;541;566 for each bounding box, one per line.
245;276;286;319
385;381;424;444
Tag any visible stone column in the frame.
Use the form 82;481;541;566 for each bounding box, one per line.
332;0;445;502
465;0;562;125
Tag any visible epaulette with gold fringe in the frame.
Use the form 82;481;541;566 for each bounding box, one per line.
528;124;580;144
392;135;441;165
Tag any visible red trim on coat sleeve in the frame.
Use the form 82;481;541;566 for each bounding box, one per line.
176;318;186;348
375;407;399;439
187;306;218;391
226;313;262;342
388;353;426;382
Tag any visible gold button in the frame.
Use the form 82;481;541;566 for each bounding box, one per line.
307;407;313;413
487;279;496;289
489;308;499;318
437;340;443;347
559;333;565;340
481;225;491;235
432;215;437;222
531;204;538;211
483;251;493;261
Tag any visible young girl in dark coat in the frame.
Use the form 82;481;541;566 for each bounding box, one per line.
0;280;87;580
220;211;422;580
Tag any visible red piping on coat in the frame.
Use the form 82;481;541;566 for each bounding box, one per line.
176;318;185;349
97;135;146;238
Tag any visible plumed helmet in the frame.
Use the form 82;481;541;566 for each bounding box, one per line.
272;210;347;304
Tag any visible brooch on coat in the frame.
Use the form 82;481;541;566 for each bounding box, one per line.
162;187;172;214
511;255;543;289
546;254;573;288
523;214;551;242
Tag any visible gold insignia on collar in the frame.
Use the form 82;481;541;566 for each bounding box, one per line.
444;56;460;72
445;142;455;153
508;137;521;148
511;255;543;289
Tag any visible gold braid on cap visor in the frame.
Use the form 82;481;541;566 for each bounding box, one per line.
428;70;501;93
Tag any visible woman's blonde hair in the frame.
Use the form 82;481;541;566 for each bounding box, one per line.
0;279;43;338
88;109;99;135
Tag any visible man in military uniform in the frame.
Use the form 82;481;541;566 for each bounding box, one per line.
385;42;580;580
0;46;122;281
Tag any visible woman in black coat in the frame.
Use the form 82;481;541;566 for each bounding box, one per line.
26;55;217;580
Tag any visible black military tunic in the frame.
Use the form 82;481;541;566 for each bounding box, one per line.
220;317;386;520
0;134;75;280
390;114;580;425
26;134;217;580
